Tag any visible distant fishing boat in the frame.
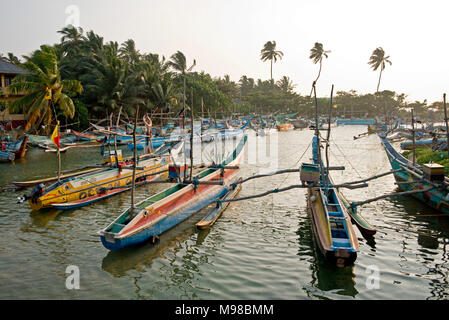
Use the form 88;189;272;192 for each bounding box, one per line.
0;150;15;162
4;135;28;159
380;135;449;214
336;118;376;126
400;138;446;150
277;123;294;131
98;135;247;251
290;119;309;129
71;130;104;142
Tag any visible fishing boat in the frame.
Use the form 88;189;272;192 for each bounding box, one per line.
71;130;104;142
379;134;449;214
336;118;376;126
304;84;359;267
277;122;294;131
400;138;445;150
24;154;171;211
0;150;15;162
306;136;360;267
290;119;309;129
4;135;28;159
195;178;242;229
98;135;247;251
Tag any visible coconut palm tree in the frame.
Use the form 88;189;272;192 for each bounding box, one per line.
1;52;21;65
368;47;392;92
276;76;296;93
168;51;196;116
310;42;331;85
3;45;82;133
80;43;142;117
260;41;284;81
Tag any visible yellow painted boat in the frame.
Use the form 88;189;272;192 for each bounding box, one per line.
27;155;171;210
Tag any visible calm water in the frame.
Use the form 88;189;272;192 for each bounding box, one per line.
1;126;449;300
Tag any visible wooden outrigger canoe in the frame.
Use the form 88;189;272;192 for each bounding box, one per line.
5;135;28;159
0;150;15;162
98;135;247;251
380;134;449;214
25;155;171;210
195;178;242;229
307;136;359;267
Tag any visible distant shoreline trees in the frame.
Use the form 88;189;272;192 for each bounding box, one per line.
0;27;437;133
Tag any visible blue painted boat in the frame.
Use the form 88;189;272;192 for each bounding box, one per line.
336;118;376;125
400;138;446;150
0;150;15;162
306;136;359;267
380;135;449;214
98;135;247;251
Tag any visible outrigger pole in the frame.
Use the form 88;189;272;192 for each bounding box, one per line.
130;105;139;213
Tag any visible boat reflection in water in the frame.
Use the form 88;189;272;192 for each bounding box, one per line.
297;205;358;299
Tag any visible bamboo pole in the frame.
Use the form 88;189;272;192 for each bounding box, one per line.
190;89;194;181
325;85;334;191
444;93;449;156
131;106;139;213
411;108;416;166
113;107;122;166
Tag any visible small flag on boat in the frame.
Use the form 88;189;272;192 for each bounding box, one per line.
51;121;60;148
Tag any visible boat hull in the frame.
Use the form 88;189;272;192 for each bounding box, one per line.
28;156;170;210
307;188;357;267
100;185;229;250
99;135;246;251
380;136;449;214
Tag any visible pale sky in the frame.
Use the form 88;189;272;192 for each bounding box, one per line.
1;0;448;103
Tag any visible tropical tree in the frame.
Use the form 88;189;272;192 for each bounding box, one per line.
260;41;284;81
80;42;142;118
1;52;21;65
309;42;331;88
276;76;296;93
368;47;392;92
168;51;196;115
3;45;82;133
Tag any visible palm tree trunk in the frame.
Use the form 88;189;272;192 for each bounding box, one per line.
310;59;323;96
376;68;383;92
315;60;322;83
270;59;273;81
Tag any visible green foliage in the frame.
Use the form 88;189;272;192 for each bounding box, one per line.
73;99;89;130
402;148;449;175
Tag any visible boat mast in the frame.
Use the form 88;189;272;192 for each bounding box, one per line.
325;85;334;190
131;105;139;213
411;108;416;166
443;93;449;156
113;106;122;166
190;89;194;181
312;82;324;187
